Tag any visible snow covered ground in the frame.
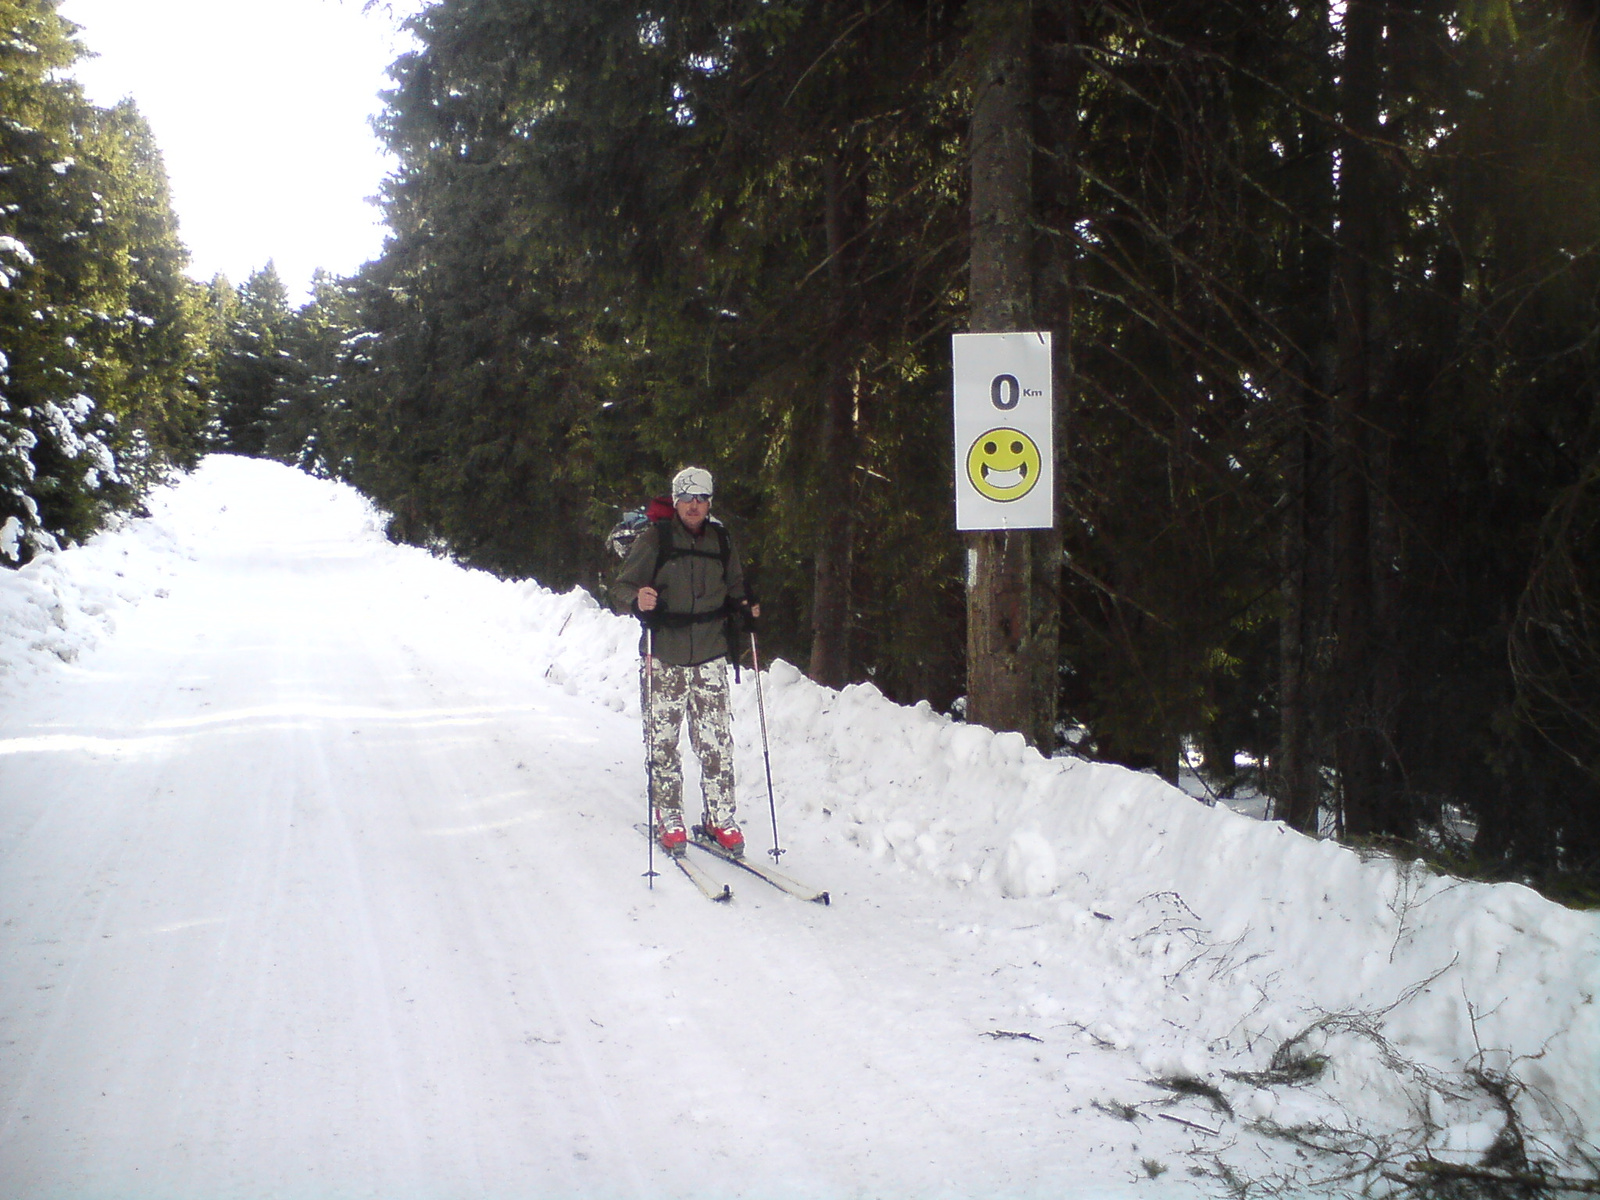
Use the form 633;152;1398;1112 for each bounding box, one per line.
1;456;1596;1198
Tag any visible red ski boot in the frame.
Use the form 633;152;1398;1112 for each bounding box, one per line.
656;812;688;856
701;820;745;858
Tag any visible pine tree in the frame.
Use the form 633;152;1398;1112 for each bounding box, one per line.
213;263;296;457
0;0;210;560
263;269;359;473
81;100;214;484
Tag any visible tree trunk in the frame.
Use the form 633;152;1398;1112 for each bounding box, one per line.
1330;0;1390;837
967;0;1058;748
1278;386;1318;830
1029;0;1078;754
808;147;865;688
808;348;858;687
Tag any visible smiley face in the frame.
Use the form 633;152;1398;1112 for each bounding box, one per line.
966;428;1042;502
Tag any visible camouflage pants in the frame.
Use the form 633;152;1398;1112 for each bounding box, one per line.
641;657;738;831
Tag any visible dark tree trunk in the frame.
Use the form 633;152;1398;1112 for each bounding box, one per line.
1329;0;1395;837
1279;386;1318;830
1031;0;1079;754
970;0;1035;335
808;148;865;688
808;349;858;687
1273;5;1340;833
967;0;1058;749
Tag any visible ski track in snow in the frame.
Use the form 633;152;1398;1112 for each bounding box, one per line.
0;456;1595;1199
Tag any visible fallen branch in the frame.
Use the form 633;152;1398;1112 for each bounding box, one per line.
1397;1159;1600;1195
1150;1074;1234;1116
1159;1112;1220;1136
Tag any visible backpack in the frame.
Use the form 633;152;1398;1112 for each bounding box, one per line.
604;496;675;562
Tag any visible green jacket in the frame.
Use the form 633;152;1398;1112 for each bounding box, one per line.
610;517;751;666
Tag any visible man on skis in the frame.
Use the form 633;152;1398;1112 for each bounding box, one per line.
611;467;760;858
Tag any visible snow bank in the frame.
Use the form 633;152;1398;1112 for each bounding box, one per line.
0;508;186;677
504;526;1600;1163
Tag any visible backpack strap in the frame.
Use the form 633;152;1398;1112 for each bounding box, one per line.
650;518;730;582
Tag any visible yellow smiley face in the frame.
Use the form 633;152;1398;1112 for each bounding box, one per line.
966;428;1042;502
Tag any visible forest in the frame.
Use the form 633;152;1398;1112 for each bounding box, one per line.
4;0;1598;900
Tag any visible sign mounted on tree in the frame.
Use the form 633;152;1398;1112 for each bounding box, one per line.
952;331;1054;530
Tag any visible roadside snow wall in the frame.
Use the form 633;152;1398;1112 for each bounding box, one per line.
517;579;1600;1159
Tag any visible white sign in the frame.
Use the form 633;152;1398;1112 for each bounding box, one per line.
952;331;1054;531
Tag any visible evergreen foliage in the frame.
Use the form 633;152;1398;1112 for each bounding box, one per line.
317;0;977;701
0;0;212;561
255;0;1600;892
261;269;359;474
212;262;297;457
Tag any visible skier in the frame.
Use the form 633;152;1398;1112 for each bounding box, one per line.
611;467;760;858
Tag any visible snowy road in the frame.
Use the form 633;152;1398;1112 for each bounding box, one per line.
1;463;1166;1198
2;459;1596;1199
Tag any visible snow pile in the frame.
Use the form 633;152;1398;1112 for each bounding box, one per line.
745;672;1600;1154
0;507;185;678
7;456;1597;1186
508;525;1600;1175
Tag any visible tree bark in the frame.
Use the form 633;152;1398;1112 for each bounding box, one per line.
967;0;1059;749
1278;385;1318;830
808;347;858;687
1330;0;1391;837
808;147;865;688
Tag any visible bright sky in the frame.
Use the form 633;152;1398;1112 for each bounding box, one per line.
58;0;423;303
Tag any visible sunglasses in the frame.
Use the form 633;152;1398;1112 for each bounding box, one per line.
677;493;712;504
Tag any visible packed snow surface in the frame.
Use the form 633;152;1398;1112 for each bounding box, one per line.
1;457;1596;1198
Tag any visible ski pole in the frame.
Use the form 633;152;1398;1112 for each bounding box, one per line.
748;630;784;862
643;625;658;889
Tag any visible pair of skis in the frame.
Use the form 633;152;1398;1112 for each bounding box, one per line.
638;628;826;906
637;824;829;905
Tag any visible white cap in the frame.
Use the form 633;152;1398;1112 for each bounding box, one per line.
671;466;714;500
